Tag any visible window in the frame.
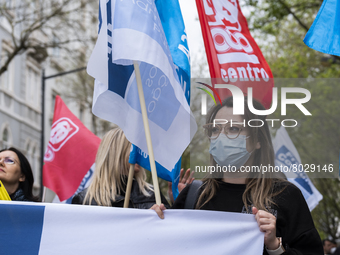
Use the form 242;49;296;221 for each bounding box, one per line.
0;126;12;149
3;129;8;144
5;0;12;8
52;35;60;57
26;65;40;106
0;49;14;91
25;141;40;190
31;146;40;188
26;143;30;157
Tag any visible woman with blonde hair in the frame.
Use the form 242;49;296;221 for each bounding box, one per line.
72;127;169;208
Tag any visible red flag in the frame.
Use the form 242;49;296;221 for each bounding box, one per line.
43;96;100;201
196;0;273;109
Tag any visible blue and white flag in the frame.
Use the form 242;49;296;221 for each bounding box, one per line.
53;164;95;204
129;144;182;198
87;0;197;170
273;127;323;211
1;201;264;255
129;0;191;199
304;0;340;56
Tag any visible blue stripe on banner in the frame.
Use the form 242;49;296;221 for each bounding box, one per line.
276;146;313;195
1;204;45;255
108;63;134;99
98;0;102;33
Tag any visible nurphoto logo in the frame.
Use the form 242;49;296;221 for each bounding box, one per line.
199;84;312;128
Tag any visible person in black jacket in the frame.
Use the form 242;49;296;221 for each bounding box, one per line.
72;127;169;208
0;147;40;202
152;97;323;255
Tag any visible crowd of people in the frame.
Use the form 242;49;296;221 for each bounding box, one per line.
0;97;326;254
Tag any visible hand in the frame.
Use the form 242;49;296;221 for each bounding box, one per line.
168;168;195;204
178;168;195;192
252;207;279;250
150;203;166;219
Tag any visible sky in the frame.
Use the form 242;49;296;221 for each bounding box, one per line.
178;0;209;77
178;0;204;58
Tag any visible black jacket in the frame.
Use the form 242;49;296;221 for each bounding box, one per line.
72;179;169;209
10;188;30;201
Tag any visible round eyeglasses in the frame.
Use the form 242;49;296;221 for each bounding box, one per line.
203;123;243;140
0;157;18;165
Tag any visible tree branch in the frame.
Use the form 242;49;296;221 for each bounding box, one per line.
277;0;310;32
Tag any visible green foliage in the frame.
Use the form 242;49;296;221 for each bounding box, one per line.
243;0;322;34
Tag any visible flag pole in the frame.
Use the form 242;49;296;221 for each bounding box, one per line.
133;61;162;205
124;164;135;208
42;186;47;202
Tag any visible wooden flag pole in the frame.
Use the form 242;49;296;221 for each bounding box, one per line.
124;164;135;208
42;186;47;202
133;60;162;205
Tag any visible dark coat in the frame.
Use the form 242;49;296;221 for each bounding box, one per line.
72;179;169;209
10;188;30;201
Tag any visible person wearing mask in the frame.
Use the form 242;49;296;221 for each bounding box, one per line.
323;239;337;255
152;97;323;255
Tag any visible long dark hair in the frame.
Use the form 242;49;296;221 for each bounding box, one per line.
0;147;40;202
196;97;286;210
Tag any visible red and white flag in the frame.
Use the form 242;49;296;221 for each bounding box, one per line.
196;0;274;108
43;96;101;201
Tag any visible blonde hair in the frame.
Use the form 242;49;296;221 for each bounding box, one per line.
196;97;286;211
84;127;152;206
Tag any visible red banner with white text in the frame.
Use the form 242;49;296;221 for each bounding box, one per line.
196;0;273;109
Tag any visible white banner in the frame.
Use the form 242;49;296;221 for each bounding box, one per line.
1;201;264;255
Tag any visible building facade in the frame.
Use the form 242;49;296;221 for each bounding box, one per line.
0;0;101;199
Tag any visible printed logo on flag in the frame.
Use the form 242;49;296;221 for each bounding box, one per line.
49;118;79;151
44;147;55;162
202;0;269;80
276;145;313;195
44;118;79;162
88;0;197;171
196;0;275;109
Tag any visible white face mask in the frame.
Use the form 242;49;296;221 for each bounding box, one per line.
331;247;337;254
209;134;252;169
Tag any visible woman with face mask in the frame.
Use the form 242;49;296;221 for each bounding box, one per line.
152;97;323;255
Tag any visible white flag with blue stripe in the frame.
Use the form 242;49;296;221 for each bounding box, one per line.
87;0;197;170
273;126;323;211
1;201;264;255
129;0;191;199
